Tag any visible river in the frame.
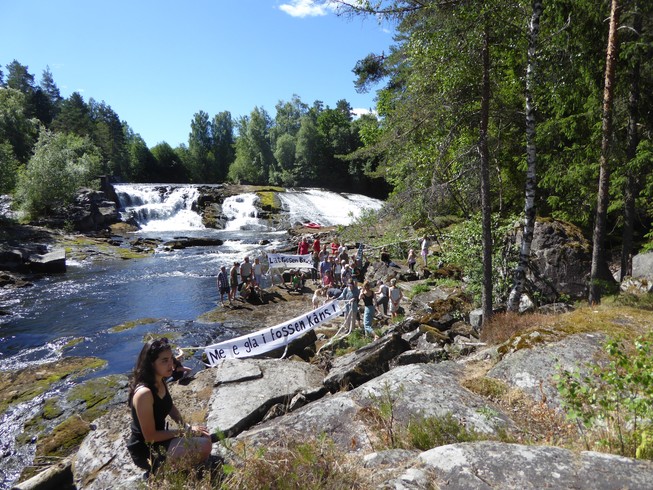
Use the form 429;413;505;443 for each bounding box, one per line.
0;185;383;488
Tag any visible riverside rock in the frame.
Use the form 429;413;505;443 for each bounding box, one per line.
206;358;326;437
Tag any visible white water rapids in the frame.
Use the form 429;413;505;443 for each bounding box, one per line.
113;185;384;232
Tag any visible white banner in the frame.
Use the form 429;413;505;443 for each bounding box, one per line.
267;253;313;270
204;301;342;366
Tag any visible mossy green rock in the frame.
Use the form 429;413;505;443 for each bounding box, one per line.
0;357;106;415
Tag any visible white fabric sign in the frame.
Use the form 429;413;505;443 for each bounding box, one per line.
204;301;342;366
267;253;313;270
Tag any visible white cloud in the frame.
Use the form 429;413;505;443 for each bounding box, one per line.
352;107;377;118
279;0;335;18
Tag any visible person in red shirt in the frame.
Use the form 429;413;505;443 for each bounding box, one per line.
312;236;321;254
297;237;309;255
330;239;339;257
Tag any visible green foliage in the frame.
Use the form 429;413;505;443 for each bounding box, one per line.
439;214;519;305
408;284;430;298
556;332;653;458
15;130;102;218
407;413;481;451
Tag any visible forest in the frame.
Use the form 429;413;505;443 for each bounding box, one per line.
1;0;652;304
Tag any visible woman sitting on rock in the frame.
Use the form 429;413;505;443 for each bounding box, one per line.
126;338;212;475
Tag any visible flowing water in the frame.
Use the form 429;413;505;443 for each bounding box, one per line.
0;185;383;487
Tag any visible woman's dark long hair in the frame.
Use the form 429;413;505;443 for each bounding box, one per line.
128;337;172;407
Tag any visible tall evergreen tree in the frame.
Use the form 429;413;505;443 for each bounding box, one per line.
51;92;94;137
211;111;235;182
188;110;214;182
589;0;621;305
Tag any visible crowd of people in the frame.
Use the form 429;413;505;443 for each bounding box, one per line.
214;234;430;337
126;235;429;478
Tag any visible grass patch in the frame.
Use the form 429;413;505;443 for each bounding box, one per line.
612;291;653;310
334;329;374;356
481;311;556;346
486;304;652;357
216;435;364;490
408;283;430;299
406;413;482;450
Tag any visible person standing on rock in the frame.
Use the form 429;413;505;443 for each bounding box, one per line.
217;265;229;305
240;256;253;284
126;337;211;475
359;281;379;340
297;237;309;255
253;257;264;287
389;278;403;318
421;236;430;267
376;280;389;316
407;249;416;272
229;261;239;303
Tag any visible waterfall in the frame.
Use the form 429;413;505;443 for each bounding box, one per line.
222;193;272;231
114;184;205;231
277;189;384;227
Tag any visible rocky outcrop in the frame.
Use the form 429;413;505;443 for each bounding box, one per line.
207;358;326;437
32;189;120;233
414;441;653;489
487;333;606;410
516;218;606;301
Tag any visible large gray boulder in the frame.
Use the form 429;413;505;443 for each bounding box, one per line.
519;219;615;301
323;332;411;392
410;441;653;489
206;358;326;437
487;333;606;410
632;251;653;281
236;362;515;454
72;407;144;489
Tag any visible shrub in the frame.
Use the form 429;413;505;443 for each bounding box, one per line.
15;130;102;219
439;214;519;306
480;311;556;345
556;332;653;458
406;413;480;450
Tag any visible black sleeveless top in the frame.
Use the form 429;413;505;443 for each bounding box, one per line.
362;292;375;307
126;383;173;462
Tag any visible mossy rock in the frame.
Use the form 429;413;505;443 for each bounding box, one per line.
419;325;449;343
109;317;159;333
0;357;106;415
256;190;283;213
36;414;91;458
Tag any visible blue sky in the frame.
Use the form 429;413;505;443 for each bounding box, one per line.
0;0;394;148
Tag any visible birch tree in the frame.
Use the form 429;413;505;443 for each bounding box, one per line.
507;0;544;311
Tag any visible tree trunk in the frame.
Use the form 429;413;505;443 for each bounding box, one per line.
480;25;493;325
589;0;620;305
508;0;543;312
620;5;642;281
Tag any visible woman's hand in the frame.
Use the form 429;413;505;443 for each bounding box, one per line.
189;425;210;438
